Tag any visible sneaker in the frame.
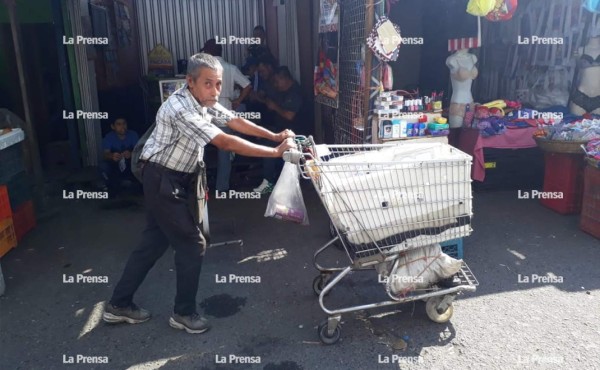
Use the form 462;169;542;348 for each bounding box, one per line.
169;313;211;334
253;179;274;194
102;303;151;324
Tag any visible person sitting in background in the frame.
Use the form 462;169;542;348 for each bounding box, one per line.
200;38;252;192
100;118;139;195
248;56;278;125
253;66;303;194
253;56;278;102
247;25;274;62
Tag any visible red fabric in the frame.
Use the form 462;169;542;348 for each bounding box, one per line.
458;127;538;182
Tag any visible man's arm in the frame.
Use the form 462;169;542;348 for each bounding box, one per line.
226;117;295;142
266;99;296;121
226;117;276;141
211;133;294;157
232;85;252;109
231;67;252;109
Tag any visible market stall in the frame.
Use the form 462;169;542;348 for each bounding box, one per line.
314;0;600;242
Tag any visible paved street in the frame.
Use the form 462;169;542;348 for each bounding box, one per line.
1;186;599;370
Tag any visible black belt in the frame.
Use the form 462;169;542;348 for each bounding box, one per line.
143;160;196;179
143;160;207;225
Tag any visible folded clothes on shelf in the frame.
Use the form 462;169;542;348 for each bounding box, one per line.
543;117;600;141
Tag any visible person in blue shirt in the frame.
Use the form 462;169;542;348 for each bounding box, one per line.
100;118;139;195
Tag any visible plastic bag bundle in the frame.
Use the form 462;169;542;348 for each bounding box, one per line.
376;244;463;296
265;162;309;225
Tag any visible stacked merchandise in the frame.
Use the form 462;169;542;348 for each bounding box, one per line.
0;114;36;245
580;139;600;239
376;91;447;140
534;117;600;143
463;100;547;191
462;100;559;137
532;116;600;215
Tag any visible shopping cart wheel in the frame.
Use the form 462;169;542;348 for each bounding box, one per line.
425;296;454;323
318;319;341;345
312;274;331;296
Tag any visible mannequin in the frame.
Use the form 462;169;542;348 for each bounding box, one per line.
570;35;600;116
446;49;478;128
445;48;478;147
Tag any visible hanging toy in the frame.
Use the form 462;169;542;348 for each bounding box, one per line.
366;16;402;62
486;0;518;21
466;0;496;17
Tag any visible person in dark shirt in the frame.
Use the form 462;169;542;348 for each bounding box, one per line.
247;56;278;127
253;66;303;194
100;118;140;195
265;66;303;133
254;56;278;102
247;25;274;62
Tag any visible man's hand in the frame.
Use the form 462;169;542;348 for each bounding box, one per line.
265;99;277;111
251;90;267;103
111;152;122;161
231;99;241;110
273;129;295;142
122;151;132;159
275;138;296;157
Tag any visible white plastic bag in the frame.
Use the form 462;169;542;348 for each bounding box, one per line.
265;162;309;225
376;244;462;295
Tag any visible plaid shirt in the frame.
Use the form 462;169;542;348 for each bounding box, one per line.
141;85;235;173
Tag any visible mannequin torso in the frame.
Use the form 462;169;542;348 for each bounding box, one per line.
446;49;478;128
570;37;600;115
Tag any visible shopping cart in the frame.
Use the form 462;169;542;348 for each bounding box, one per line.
284;136;479;345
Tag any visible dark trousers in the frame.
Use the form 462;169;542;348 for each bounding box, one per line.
263;157;284;183
110;162;207;315
100;159;136;194
256;130;284;184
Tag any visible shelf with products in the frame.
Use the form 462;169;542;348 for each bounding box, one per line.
370;90;449;143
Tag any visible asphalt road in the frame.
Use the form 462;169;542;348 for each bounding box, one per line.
0;186;599;370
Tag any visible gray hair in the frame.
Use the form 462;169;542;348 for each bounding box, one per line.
187;53;223;80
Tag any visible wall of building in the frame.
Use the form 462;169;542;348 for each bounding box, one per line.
135;0;266;73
